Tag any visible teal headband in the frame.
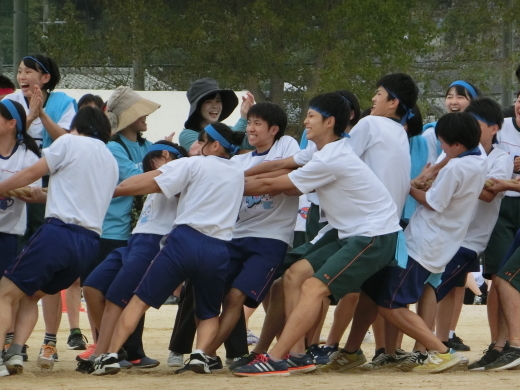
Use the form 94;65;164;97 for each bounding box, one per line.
204;124;239;154
470;112;497;127
308;105;350;138
382;86;415;125
0;100;23;142
147;144;184;159
449;81;477;99
23;56;50;74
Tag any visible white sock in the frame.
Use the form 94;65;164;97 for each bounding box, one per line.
449;330;455;339
192;349;204;355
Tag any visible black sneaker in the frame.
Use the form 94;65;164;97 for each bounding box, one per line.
21;345;28;362
468;342;501;371
67;333;88;350
485;345;520;371
232;353;289;377
164;295;180;305
398;351;428;371
92;353;121;376
186;352;211;374
285;353;316;373
373;347;386;360
307;344;330;365
448;333;470;351
228;352;259;370
76;360;95;374
208;356;223;371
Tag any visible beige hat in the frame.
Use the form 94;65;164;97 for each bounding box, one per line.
106;86;160;132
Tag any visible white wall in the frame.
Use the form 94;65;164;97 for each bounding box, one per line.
57;89;248;143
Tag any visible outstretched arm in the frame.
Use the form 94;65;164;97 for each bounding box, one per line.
244;156;299;177
0;158;49;195
244;175;297;196
114;171;162;197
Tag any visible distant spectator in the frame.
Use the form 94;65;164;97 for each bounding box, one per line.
78;94;104;110
0;75;16;99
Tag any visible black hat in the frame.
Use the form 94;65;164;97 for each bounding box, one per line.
184;78;239;129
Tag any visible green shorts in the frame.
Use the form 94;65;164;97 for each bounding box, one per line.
496;246;520;293
303;231;398;302
484;197;520;278
305;202;327;242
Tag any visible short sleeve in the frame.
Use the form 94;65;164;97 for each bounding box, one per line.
488;153;513;181
42;135;69;174
293;141;317;166
425;164;461;213
56;102;77;130
288;157;336;194
348;118;372;157
179;129;200;150
279;136;300;158
155;158;192;198
107;142;143;181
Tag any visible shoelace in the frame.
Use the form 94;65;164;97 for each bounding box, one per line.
249;354;269;365
41;345;56;358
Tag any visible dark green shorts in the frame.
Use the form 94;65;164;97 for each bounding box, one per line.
484;197;520;278
303;231;398;302
496;246;520;293
305;202;327;242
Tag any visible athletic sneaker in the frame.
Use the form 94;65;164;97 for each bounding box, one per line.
76;360;94;374
319;349;367;372
398;351;428;371
184;351;211;374
129;356;160;368
448;333;470;351
228;352;260;370
232;353;290;377
67;333;88;350
3;354;23;375
484;346;520;371
321;344;339;358
167;351;184;367
395;348;411;358
307;344;330;365
37;342;57;370
468;342;505;371
411;349;462;373
164;295;180;305
0;362;9;377
20;345;28;362
92;353;121;376
361;353;400;371
247;329;259;345
119;360;133;369
208;356;223;371
76;343;96;361
285;353;316;373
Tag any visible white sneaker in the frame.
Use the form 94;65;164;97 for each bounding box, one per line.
92;353;121;376
37;342;57;370
0;363;10;377
167;351;184;367
4;354;23;374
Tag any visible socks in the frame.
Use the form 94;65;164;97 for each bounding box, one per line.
449;330;455;339
43;333;57;345
4;332;14;344
70;328;82;335
6;343;23;355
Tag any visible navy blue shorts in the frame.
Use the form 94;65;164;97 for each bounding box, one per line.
4;218;99;296
134;225;229;320
433;247;478;301
0;233;18;275
377;257;431;309
226;237;287;308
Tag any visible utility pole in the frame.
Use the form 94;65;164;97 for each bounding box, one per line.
13;0;28;86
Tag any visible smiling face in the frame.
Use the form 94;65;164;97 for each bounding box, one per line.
17;61;50;97
371;87;398;117
246;116;278;152
200;93;223;127
128;116;148;133
303;108;329;141
445;87;471;113
515;94;520;126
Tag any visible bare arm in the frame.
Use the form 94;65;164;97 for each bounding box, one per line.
114;171;162;197
486;178;520;194
18;187;48;204
244;175;297;196
409;185;434;210
415;155;450;184
244;156;298;177
478;188;497;203
0;158;49;195
245;168;295;182
40;110;68;141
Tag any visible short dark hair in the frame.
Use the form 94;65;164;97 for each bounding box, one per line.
406;105;424;138
435;112;481;150
71;106;112;144
198;122;245;155
445;81;481;101
78;94;104;109
336;90;361;127
308;92;350;137
21;55;60;92
0;99;39;157
247;102;288;141
376;73;419;119
465;97;504;129
142;140;188;172
0;75;16;90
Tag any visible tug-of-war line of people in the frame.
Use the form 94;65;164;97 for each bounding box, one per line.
1;54;520;378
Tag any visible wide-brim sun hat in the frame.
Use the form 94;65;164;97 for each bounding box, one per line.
106;86;160;133
184;78;238;128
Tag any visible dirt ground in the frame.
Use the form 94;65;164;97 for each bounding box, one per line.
4;303;520;389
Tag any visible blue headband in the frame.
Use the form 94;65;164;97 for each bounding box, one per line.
308;106;350;138
469;113;496;127
204;124;239;155
340;95;353;109
23;56;50;74
147;144;184;159
0;100;23;142
449;80;477;99
382;86;415;125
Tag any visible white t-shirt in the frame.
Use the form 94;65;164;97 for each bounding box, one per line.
462;148;513;254
348;115;411;217
495;117;520;197
232;136;300;245
423;126;441;165
131;193;178;236
156;155;244;241
288;138;401;239
3;91;75;146
405;154;487;273
0;144;40;235
295;195;310;232
43;134;118;235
